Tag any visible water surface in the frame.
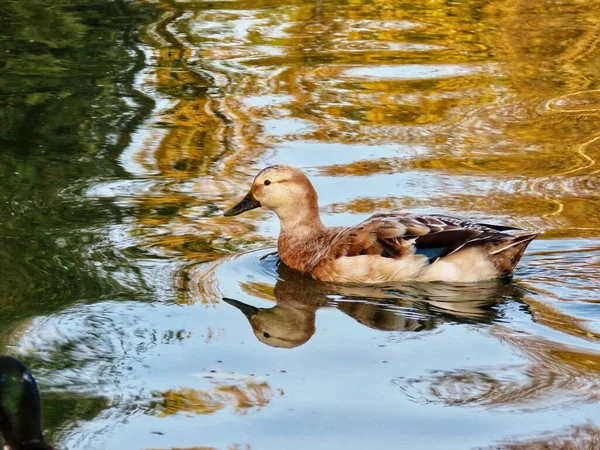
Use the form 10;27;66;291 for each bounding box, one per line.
2;0;600;448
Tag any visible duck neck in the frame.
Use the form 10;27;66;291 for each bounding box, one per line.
278;209;325;233
277;207;326;273
276;192;325;233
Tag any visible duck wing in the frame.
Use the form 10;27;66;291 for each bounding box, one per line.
322;213;530;265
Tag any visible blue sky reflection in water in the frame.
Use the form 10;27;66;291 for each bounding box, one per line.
1;0;600;449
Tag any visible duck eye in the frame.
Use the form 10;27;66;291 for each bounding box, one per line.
264;180;271;186
263;332;271;338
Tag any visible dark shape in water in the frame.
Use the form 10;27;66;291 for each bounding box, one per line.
0;357;54;450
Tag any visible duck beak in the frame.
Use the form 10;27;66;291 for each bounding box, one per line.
222;297;260;318
223;191;261;217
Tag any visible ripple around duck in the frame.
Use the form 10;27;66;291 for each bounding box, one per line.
10;298;283;449
537;90;600;114
394;360;600;412
188;248;527;348
523;239;600;303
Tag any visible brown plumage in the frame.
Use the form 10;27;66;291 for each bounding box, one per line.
224;165;539;283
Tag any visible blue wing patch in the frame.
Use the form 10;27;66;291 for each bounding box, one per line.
415;247;446;262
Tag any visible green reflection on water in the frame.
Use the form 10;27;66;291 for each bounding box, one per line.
0;0;159;443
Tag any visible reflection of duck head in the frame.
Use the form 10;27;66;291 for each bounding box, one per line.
222;265;328;349
0;356;54;450
224;262;524;349
223;297;317;349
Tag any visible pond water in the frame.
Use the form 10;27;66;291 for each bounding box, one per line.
2;0;600;448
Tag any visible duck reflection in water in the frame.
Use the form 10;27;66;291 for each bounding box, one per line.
223;260;524;349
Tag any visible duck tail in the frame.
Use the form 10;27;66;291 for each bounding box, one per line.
485;232;539;275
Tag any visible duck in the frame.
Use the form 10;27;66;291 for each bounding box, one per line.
224;165;539;284
0;356;54;450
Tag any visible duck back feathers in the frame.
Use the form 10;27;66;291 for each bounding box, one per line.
280;214;537;283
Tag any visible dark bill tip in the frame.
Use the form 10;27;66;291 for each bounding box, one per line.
222;297;260;318
223;191;261;217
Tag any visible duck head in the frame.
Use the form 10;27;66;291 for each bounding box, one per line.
0;356;52;450
224;165;322;228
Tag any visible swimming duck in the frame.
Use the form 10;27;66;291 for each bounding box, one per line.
0;356;54;450
224;165;539;284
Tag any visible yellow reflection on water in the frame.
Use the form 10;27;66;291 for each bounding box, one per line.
109;0;600;443
151;378;276;417
127;0;600;255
